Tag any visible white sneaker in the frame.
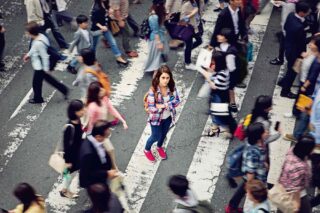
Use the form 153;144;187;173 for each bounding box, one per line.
284;112;293;118
185;63;197;70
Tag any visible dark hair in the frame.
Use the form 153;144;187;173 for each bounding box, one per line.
151;2;166;25
218;28;233;43
13;183;43;212
246;180;268;203
295;1;310;13
87;81;103;106
25;21;41;36
247;122;265;145
152;65;175;93
211;51;227;71
91;120;112;137
80;48;96;66
67;99;84;120
293;134;315;160
76;14;89;24
87;184;111;212
94;0;109;10
250;95;273;124
168;175;189;197
311;34;320;51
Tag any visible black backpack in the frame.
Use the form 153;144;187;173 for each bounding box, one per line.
140;17;151;40
38;40;62;71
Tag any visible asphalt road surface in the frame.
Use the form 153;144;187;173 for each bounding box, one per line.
0;0;318;213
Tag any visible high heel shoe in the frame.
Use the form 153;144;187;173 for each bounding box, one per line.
116;60;129;67
207;127;220;137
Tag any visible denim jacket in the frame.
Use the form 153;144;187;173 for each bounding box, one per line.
148;14;166;42
147;86;180;126
27;33;50;72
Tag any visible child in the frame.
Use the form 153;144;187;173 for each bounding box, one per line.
245;180;270;213
67;14;101;74
0;24;5;71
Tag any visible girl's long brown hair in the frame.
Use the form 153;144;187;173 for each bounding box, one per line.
152;65;175;95
150;2;166;25
86;81;103;106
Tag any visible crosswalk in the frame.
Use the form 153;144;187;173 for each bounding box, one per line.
0;0;317;212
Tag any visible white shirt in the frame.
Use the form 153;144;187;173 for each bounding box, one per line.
162;96;171;120
295;13;305;23
88;135;106;164
228;6;239;35
219;43;236;72
80;28;91;44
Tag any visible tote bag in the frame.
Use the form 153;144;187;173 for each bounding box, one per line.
196;47;213;72
171;23;194;42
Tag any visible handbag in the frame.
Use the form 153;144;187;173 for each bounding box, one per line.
109;20;120;35
268;183;300;213
210;103;229;116
295;94;313;111
234;123;246;141
293;58;303;73
196;47;213;72
171;23;194;42
48;124;74;174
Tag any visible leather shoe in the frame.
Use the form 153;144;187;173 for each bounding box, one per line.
66;65;77;75
269;57;283;65
213;7;222;12
29;98;44;104
280;92;297;99
235;83;246;88
126;51;138;58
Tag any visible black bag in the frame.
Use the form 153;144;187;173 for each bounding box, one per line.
171;23;194;42
244;0;257;18
39;40;62;71
140;18;151;40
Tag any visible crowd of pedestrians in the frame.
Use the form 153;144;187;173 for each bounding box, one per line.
1;0;320;212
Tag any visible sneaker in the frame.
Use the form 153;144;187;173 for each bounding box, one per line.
144;150;156;162
283;134;297;143
156;147;167;160
269;57;283;65
230;104;238;113
185;63;197;70
280;91;297;99
66;65;77;75
28;98;44;104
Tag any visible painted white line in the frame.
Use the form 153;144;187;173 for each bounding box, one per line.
186;2;273;201
9;88;33;120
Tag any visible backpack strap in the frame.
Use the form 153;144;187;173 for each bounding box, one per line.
64;124;75;147
258;208;269;213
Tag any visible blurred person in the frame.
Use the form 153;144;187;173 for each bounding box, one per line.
50;0;76;28
245;180;270;213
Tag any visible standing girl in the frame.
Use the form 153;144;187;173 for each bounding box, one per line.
144;1;169;77
60;100;85;198
85;82;128;170
144;65;180;162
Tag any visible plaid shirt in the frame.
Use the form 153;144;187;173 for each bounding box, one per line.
242;143;268;183
279;148;311;191
147;87;180;126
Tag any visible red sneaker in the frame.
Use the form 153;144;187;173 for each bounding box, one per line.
156;147;167;160
144;150;156;162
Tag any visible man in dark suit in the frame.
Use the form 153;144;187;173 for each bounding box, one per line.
210;0;247;47
279;1;310;99
79;120;118;188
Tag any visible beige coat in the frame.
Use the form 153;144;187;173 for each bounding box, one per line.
166;0;182;14
24;0;44;25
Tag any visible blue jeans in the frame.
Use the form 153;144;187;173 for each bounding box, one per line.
293;112;310;139
69;57;78;68
92;31;122;57
145;116;172;151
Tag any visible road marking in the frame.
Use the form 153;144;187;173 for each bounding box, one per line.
9;88;33;120
186;2;273;201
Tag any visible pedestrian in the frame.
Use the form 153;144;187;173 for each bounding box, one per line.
213;0;225;12
278;1;310;99
165;0;184;49
23;21;69;104
144;0;169;76
144;65;180;162
85;81;128;170
127;14;140;37
49;0;76;28
24;0;69;50
269;0;298;66
200;51;237;138
109;0;139;58
84;183;124;213
59;99;85;199
67;14;102;75
79;120;119;188
181;0;203;70
210;0;247;48
277;135;315;213
245;179;270;213
9;183;46;213
168;175;213;213
225;122;269;213
90;0;128;67
0;24;5;71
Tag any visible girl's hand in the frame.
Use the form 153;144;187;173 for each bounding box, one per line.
156;42;164;50
122;121;128;130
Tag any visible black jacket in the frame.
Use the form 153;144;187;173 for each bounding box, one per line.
210;7;247;47
284;13;307;60
79;138;112;188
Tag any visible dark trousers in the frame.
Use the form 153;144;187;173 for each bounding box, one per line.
52;10;74;26
0;32;4;64
277;32;285;62
127;14;139;34
40;13;68;49
281;53;297;95
119;21;132;52
229;180;246;208
32;70;68;101
184;33;203;64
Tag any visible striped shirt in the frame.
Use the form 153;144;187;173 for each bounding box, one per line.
210;70;230;90
279;148;311;192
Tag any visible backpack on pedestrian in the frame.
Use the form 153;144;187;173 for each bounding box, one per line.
85;67;111;97
227;143;246;178
176;200;214;213
39;40;63;71
140;17;151;40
